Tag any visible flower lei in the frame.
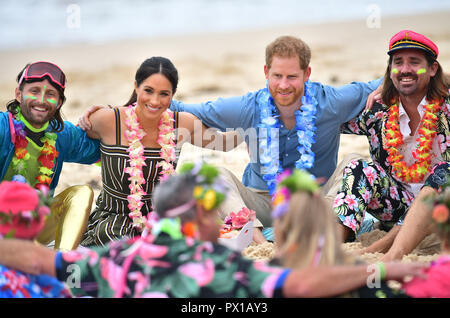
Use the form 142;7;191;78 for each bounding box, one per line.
384;99;441;183
258;80;318;195
12;115;58;190
124;104;176;231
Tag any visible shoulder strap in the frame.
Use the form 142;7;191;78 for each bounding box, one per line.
114;108;121;145
173;111;179;144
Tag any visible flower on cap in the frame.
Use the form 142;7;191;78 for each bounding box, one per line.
425;184;450;234
0;180;52;239
432;204;449;224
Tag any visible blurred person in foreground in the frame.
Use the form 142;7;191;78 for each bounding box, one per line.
0;162;425;298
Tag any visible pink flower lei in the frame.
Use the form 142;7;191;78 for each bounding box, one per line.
124;104;176;231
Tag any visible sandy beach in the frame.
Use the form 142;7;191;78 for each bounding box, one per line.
1;11;449;263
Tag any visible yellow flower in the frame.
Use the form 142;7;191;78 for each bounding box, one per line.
202;189;217;210
193;186;204;199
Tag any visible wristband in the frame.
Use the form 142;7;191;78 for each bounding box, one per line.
376;262;386;280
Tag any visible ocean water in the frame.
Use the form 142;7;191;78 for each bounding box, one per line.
0;0;449;50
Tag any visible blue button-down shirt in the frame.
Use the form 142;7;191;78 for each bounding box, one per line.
170;79;381;190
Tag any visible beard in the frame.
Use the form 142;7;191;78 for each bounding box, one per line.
268;86;304;108
19;99;58;128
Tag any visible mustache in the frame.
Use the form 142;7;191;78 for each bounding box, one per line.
397;72;418;80
21;99;51;109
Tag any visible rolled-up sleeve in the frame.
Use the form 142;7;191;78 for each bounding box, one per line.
322;77;382;124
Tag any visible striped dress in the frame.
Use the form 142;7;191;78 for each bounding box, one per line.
81;108;181;247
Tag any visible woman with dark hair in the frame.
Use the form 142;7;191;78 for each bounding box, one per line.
80;57;238;247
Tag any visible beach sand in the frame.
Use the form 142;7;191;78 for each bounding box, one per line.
1;11;449;263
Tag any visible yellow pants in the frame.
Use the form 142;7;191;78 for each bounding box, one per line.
35;185;93;251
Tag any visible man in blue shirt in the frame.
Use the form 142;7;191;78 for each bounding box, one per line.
169;36;381;242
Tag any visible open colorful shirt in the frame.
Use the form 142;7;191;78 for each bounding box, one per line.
56;234;287;298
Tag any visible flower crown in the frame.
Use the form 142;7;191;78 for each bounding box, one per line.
0;176;53;239
427;183;450;234
178;162;228;211
271;169;320;219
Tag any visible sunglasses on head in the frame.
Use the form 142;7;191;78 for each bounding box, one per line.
18;61;66;90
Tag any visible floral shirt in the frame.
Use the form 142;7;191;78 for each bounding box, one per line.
56;234;285;298
342;97;450;186
0;264;71;298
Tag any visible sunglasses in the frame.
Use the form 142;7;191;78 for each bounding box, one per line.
18;61;66;90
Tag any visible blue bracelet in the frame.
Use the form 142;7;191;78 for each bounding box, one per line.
55;251;63;271
275;269;292;290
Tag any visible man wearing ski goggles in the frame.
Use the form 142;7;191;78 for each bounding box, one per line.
1;61;101;251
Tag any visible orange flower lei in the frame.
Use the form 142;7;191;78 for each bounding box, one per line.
12;118;58;190
384;99;441;183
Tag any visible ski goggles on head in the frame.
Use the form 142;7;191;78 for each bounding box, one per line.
18;61;66;90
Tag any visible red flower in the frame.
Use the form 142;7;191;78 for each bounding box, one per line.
36;175;52;185
15;137;28;149
38;155;55;169
15;147;28;160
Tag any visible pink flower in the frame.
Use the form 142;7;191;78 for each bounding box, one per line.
343;215;357;231
438;135;450;153
228;207;256;229
344;194;358;211
361;189;371;204
368;128;379;148
349;159;360;169
389;186;399;200
333;192;345;208
178;259;215;287
363;166;378;186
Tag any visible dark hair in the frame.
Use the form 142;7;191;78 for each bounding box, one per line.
6;64;66;132
124;57;179;106
381;52;449;105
